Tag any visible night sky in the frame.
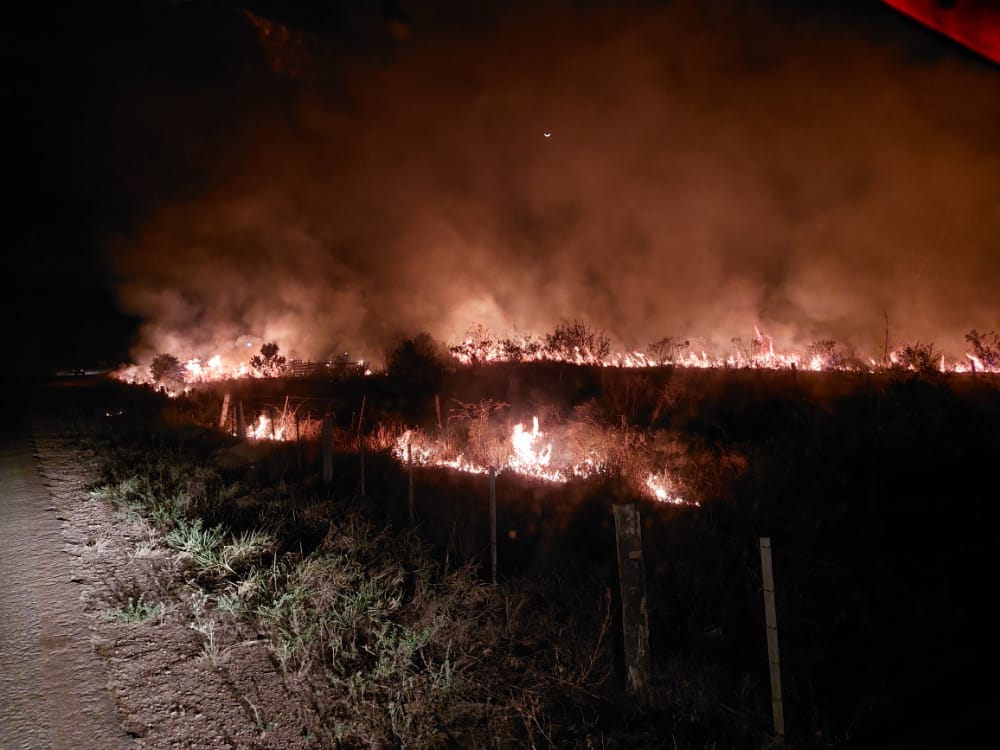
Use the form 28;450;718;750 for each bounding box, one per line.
7;1;999;374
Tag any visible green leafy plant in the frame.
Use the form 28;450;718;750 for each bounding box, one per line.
105;594;163;624
165;519;228;573
219;529;275;575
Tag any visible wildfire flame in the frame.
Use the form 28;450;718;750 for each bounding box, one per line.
394;417;688;504
447;325;1000;374
645;472;692;506
249;414;285;441
112;323;1000;388
509;417;553;473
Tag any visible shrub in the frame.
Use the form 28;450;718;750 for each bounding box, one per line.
648;336;690;364
448;323;498;364
448;398;511;468
386;332;449;395
544;320;611;362
965;329;1000;370
150;353;184;386
250;342;288;377
894;340;941;374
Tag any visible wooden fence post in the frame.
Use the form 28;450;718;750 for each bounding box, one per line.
359;436;366;497
295;412;302;472
759;537;786;740
489;467;497;584
237;400;246;441
613;503;652;705
219;392;231;431
435;394;443;432
358;396;367;497
322;415;333;485
269;406;276;441
407;443;415;524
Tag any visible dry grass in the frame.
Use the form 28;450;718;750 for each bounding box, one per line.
83;406;619;748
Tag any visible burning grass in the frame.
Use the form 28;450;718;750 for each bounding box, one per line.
112;323;1000;398
392;414;689;505
447;322;1000;374
61;352;1000;748
81;401;629;748
171;380;695;505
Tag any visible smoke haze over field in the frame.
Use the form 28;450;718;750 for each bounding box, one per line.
105;0;1000;364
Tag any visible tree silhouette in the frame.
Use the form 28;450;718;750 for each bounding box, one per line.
543;320;610;362
150;353;184;384
250;342;287;377
965;329;1000;369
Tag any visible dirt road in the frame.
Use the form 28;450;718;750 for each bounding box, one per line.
0;420;132;750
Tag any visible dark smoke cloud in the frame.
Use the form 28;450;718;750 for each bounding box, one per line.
110;0;1000;364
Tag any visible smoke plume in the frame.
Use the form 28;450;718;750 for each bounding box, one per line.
110;0;1000;365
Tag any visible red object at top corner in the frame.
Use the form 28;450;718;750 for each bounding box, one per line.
882;0;1000;64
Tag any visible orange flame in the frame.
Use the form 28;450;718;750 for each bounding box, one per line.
248;414;285;441
112;323;1000;387
393;417;689;503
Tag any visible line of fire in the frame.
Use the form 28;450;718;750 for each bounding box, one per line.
104;322;1000;509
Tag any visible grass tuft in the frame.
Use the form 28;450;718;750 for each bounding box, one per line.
165;519;228;573
104;593;163;624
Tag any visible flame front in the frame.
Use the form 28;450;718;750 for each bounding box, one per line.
645;473;692;506
510;417;553;473
393;417;689;504
447;324;1000;374
249;414;285;441
113;323;1000;389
